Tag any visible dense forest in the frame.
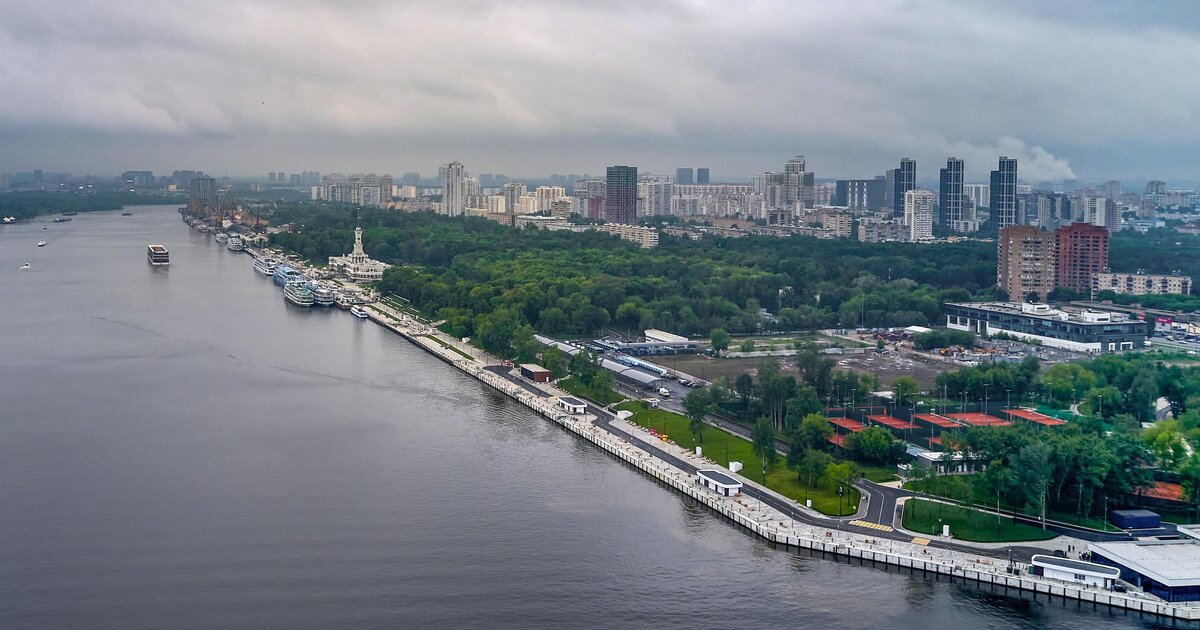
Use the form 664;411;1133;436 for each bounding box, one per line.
0;191;184;219
269;205;997;354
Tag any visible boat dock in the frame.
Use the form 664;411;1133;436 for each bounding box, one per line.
356;300;1199;622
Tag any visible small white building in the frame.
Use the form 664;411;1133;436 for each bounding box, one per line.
557;396;586;415
1031;554;1120;589
697;469;743;496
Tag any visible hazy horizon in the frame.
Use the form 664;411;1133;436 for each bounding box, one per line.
4;0;1200;183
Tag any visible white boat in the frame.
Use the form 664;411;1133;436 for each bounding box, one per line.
350;305;370;318
215;232;229;244
311;283;336;307
283;281;314;307
37;241;47;247
147;244;170;266
253;256;279;276
19;263;30;270
226;235;244;252
1;217;15;224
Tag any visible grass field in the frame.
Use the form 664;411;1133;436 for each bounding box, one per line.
615;401;861;516
902;499;1057;542
423;335;475;361
558;377;625;406
904;476;1110;531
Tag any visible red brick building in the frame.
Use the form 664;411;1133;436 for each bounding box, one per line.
1055;223;1109;294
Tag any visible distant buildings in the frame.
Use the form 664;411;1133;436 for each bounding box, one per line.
696;168;710;184
990;156;1018;229
939;158;971;232
441;161;465;217
833;178;886;211
997;226;1057;301
903;188;935;241
605;165;638;224
893;158;916;218
675;168;693;185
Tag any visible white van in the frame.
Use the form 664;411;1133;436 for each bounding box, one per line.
657;387;671;398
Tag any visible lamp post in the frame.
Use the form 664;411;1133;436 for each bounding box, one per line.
839;485;845;519
983;383;990;414
1006;388;1012;411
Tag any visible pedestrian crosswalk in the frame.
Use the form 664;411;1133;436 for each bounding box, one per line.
850;520;894;532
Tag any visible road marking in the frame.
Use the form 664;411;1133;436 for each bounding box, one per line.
850;520;894;532
911;537;931;545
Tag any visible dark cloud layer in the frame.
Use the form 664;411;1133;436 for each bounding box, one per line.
2;0;1198;182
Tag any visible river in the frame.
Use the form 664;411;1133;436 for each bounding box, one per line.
0;206;1174;628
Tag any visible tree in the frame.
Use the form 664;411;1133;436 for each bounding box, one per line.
783;386;823;432
799;449;832;498
541;347;569;377
1015;442;1053;528
795;413;834;451
709;328;731;356
822;461;854;508
844;426;904;464
734;373;754;407
891;376;919;407
683;388;714;444
795;342;836;396
752;417;778;475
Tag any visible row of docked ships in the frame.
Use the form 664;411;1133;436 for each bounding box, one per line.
255;255;369;317
183;216;248;252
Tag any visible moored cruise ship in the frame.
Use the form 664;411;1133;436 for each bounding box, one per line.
283;281;315;307
253;256;279;276
272;264;306;287
310;283;336;307
147;244;170;266
226;235;244;252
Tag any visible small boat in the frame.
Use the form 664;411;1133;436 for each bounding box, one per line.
215;232;229;244
350;305;370;318
19;263;30;270
62;212;77;216
37;241;47;247
1;217;15;224
121;212;132;216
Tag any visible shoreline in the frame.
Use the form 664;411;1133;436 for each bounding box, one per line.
354;299;1198;622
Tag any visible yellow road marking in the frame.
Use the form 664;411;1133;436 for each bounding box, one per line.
849;520;894;532
912;537;931;545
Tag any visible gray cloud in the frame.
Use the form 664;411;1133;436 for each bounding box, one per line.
2;0;1199;183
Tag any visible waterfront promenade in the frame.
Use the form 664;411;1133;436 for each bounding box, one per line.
350;298;1196;620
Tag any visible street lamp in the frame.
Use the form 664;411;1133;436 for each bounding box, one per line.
1006;388;1012;410
839;485;845;518
983;383;990;414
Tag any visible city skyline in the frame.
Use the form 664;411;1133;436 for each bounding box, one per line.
4;1;1200;182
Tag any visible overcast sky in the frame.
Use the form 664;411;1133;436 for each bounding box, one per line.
3;0;1199;184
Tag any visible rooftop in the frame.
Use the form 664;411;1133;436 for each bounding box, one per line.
913;413;960;429
947;301;1135;325
866;414;919;430
698;469;742;488
1089;540;1200;587
1004;408;1068;427
945;412;1012;427
1031;554;1120;578
827;417;865;432
558;396;585;407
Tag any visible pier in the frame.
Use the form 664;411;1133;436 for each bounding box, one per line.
350;299;1196;621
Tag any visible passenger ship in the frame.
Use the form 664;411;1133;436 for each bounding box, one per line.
147;244;170;266
310;283;336;307
253;256;279;276
226;234;244;252
272;264;306;287
283;281;315;307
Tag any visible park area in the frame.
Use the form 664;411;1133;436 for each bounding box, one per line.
902;499;1057;542
615;401;861;516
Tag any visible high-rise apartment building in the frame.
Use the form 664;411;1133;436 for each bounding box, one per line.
1055;223;1109;295
503;181;527;215
190;176;217;206
997;226;1057;301
939;157;968;232
605;165;638;224
441;161;465;217
1104;180;1121;200
833;179;886;211
675;168;694;185
1078;196;1119;230
990;156;1018;229
696;168;710;184
893;158;916;217
903;188;935;241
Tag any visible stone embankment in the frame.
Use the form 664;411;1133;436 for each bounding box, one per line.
361;301;1196;621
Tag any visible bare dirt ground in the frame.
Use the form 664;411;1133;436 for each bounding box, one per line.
654;350;955;389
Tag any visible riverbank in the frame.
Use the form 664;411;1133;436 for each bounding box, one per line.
350;299;1198;621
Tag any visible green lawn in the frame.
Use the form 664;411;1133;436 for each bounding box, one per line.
615;401;861;516
905;476;1110;531
903;499;1057;542
558;377;624;406
857;464;900;484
